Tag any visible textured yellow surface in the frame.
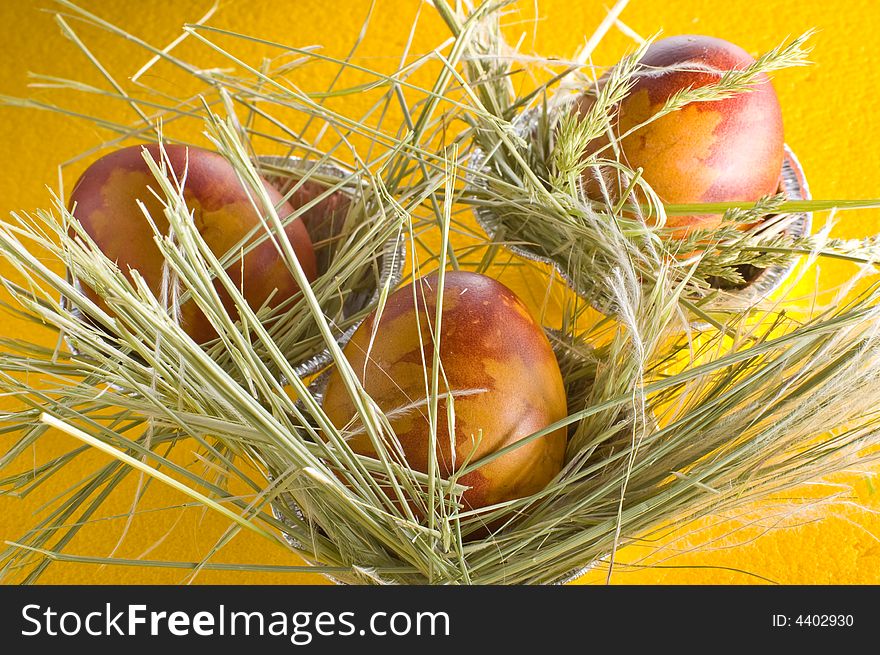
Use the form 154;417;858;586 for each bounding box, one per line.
1;0;879;585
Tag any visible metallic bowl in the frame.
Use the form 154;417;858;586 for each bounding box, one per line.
704;145;811;309
258;156;407;379
468;105;812;316
272;327;628;585
60;156;406;380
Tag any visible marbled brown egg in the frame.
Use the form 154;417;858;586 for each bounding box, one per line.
576;35;784;236
68;143;317;343
321;271;567;512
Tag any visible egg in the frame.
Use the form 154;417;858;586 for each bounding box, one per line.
68;143;317;343
275;174;351;271
321;270;567;513
575;35;785;236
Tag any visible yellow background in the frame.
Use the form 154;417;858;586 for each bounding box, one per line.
1;0;879;584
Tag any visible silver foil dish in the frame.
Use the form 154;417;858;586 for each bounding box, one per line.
272;327;629;585
60;155;406;380
468;105;812;317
